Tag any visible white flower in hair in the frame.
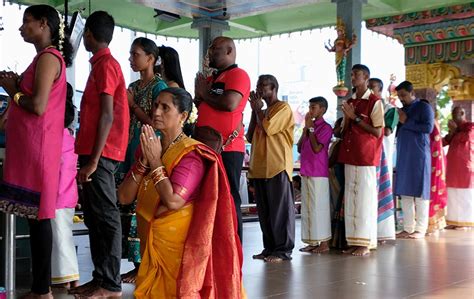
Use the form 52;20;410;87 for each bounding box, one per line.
187;103;198;124
56;10;65;55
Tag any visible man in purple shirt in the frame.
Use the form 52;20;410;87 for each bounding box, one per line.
297;96;333;253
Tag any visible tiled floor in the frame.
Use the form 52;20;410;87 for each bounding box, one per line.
14;220;474;298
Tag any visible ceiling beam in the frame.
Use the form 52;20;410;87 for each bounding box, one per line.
369;0;400;11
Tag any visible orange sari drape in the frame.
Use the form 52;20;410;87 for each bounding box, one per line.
134;137;244;298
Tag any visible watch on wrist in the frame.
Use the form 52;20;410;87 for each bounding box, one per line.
308;127;315;133
354;116;362;124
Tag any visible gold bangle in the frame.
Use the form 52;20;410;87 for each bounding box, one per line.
137;159;150;170
13;92;24;106
131;171;140;186
154;176;168;186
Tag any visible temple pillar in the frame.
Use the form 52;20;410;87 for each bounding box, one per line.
191;18;229;71
331;0;366;118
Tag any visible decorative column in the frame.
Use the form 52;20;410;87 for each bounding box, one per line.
406;63;461;107
191;18;229;71
366;4;474;120
331;0;366;117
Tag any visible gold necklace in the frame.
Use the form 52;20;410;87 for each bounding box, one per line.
162;131;185;156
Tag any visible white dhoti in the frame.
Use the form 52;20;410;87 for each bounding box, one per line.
378;215;395;240
301;176;331;244
51;208;80;284
344;165;378;249
400;196;430;234
447;188;474;227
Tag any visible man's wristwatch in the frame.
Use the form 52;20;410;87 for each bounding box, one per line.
308;127;315;133
354;116;362;124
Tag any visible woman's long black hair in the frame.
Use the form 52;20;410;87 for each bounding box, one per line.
25;5;74;67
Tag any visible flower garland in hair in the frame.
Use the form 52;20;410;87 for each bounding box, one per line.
187;102;198;124
56;10;65;55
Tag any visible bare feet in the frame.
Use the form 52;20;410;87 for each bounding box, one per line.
264;255;283;263
352;246;370;256
299;245;317;252
19;292;53;299
342;246;357;254
312;241;330;254
454;226;469;231
76;287;122;298
252;252;266;260
121;268;138;284
68;280;100;295
396;231;411;239
70;280;80;289
407;231;425;239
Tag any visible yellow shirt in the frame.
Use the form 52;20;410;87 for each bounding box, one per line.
248;101;295;180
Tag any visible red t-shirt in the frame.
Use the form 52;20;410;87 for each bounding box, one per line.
75;48;130;161
196;65;250;153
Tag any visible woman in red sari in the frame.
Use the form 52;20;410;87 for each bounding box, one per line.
427;117;447;234
118;87;244;298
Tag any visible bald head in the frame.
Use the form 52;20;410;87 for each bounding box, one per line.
208;36;236;70
452;106;466;124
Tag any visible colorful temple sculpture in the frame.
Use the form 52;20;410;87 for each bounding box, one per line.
367;3;474;120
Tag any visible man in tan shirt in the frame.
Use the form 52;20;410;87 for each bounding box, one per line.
247;74;295;263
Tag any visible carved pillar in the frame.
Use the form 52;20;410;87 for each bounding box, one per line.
406;62;461;108
448;75;474;122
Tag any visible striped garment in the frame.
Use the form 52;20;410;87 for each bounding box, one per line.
377;149;395;222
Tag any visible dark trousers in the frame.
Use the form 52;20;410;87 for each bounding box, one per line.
254;171;295;260
221;151;244;242
79;156;122;292
29;219;52;294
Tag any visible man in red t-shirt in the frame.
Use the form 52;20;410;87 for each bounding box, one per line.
71;11;129;298
195;36;250;241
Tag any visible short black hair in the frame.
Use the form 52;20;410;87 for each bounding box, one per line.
352;64;370;76
85;11;115;44
258;74;279;92
309;96;328;112
369;78;383;92
395;80;414;93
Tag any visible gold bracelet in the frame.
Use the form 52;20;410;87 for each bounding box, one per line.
137;159;150;170
131;171;140;186
13;92;24;106
154;176;169;186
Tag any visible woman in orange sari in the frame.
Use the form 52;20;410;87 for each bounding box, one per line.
118;87;244;298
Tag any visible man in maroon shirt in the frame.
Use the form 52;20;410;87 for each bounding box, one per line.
71;11;129;298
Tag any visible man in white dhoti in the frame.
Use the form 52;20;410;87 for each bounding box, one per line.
337;64;385;256
297;96;333;253
443;106;474;229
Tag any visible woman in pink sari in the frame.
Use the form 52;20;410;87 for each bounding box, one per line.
0;5;73;298
428;117;447;234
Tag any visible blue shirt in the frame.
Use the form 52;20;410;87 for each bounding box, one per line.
394;99;434;199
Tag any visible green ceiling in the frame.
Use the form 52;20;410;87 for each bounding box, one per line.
8;0;474;38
